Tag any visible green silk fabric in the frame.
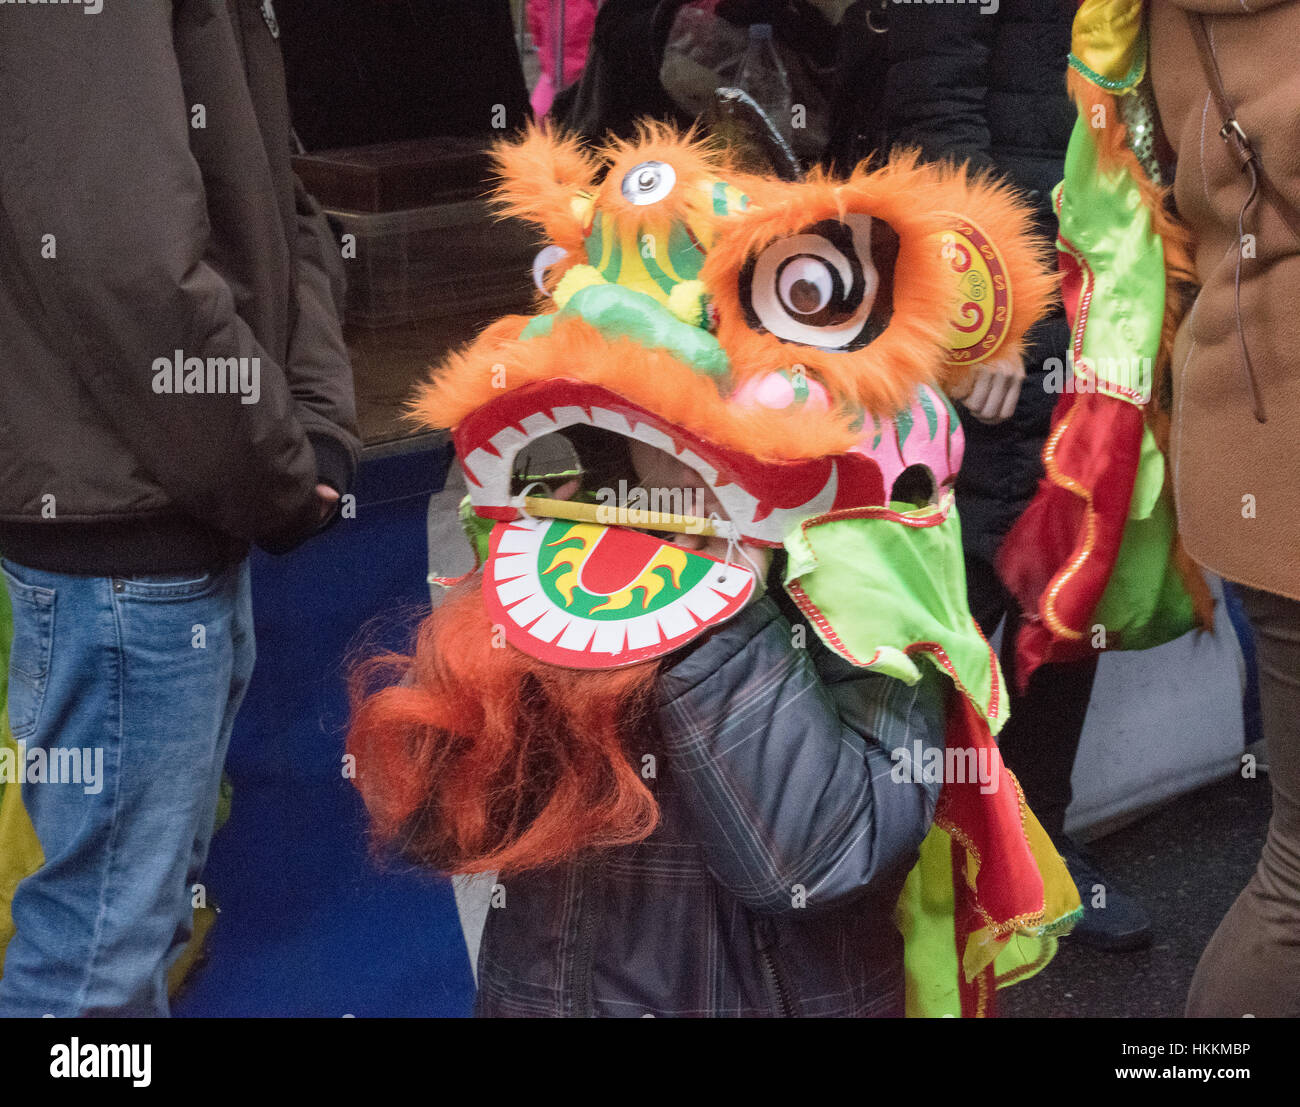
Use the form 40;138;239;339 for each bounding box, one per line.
1055;114;1165;405
896;826;1062;1017
897;827;965;1017
1092;424;1196;649
1057;40;1197;651
782;498;1009;735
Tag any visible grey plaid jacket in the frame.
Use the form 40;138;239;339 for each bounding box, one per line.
473;593;947;1018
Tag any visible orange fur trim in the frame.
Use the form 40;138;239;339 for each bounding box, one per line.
592;121;728;243
400;314;531;431
926;158;1061;385
431;128;1056;444
706;152;1057;412
411;313;864;462
491;123;599;266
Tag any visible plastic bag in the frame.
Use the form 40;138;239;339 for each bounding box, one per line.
659;2;830;161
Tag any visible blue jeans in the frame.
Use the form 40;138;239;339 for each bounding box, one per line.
0;558;254;1017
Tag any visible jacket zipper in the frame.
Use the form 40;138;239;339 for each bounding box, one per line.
572;858;602;1018
754;918;797;1018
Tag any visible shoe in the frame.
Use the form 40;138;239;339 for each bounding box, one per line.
1054;835;1153;952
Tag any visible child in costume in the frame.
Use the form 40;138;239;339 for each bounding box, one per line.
411;439;949;1017
347;119;1082;1016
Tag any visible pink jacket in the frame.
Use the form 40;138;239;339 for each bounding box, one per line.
527;0;599;115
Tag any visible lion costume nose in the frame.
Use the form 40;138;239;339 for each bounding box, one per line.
522;281;731;384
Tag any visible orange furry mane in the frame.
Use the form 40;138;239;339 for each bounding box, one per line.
347;581;663;875
706;151;1058;413
416;125;1056;450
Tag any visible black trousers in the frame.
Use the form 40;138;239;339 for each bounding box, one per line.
966;553;1099;841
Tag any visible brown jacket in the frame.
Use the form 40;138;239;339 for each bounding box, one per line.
0;0;359;575
1150;0;1300;600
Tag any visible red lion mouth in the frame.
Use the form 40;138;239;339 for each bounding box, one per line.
455;380;890;545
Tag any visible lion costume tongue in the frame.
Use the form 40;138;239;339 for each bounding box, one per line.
482;516;756;668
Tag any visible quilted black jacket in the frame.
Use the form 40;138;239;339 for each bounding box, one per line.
473;592;946;1017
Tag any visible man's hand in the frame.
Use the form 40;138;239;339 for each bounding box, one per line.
316;483;340;522
948;355;1025;424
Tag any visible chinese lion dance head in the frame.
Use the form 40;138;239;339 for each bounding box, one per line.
348;120;1055;878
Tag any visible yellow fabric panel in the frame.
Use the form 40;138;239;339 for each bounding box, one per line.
896;825;963;1018
994;933;1059;990
0;727;45;976
1073;0;1146;87
1022;797;1084;931
958;791;1082;984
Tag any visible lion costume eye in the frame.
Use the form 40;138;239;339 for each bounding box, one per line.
778;256;837;318
739;216;897;351
621;160;676;206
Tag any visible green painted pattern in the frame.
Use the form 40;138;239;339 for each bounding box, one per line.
551;283;731;379
665;222;704;281
598;228;623;286
917;389;939;440
895;404;914;449
639;235;681;296
585;213;605;270
936;387;961;428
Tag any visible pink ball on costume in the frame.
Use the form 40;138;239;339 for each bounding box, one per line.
732;370;832;412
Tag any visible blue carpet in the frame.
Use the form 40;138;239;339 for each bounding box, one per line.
174;440;475;1017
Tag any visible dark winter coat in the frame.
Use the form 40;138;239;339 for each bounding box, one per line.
474;592;946;1017
0;0;360;575
554;0;881;169
274;0;530;151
